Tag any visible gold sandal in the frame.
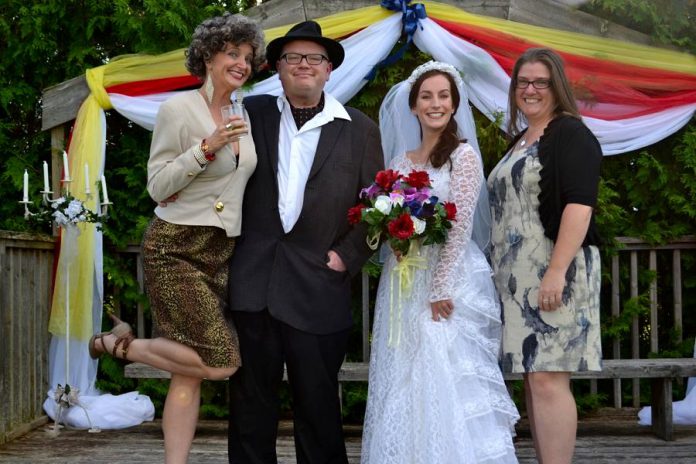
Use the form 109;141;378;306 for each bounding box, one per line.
110;315;135;360
88;314;135;360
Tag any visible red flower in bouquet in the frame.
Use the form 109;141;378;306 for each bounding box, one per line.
375;169;402;189
388;213;415;240
403;170;431;189
347;204;366;225
443;202;457;221
351;168;456;257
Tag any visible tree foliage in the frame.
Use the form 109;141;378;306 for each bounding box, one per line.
0;0;250;232
583;0;696;53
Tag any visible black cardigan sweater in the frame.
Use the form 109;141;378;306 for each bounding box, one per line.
507;114;603;247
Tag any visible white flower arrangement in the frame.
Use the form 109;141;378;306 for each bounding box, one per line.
36;195;102;228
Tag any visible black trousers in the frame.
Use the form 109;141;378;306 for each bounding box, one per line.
228;309;350;464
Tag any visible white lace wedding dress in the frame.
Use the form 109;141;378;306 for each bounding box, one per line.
361;144;520;464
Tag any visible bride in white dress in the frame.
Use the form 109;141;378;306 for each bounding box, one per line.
361;62;519;464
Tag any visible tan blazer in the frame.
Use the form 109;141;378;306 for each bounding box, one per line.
147;90;257;237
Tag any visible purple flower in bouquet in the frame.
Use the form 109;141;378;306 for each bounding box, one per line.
360;183;383;200
347;169;457;256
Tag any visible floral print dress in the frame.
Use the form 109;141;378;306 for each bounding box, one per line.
487;143;602;373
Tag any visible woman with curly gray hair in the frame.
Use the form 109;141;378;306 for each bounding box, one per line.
88;13;265;463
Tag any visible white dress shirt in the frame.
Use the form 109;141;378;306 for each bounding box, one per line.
276;92;351;233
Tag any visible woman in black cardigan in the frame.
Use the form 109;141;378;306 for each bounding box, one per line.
487;48;603;464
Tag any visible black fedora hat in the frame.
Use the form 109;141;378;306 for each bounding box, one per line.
266;20;345;70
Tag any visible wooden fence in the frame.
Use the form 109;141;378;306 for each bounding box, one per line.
122;235;696;410
608;236;696;407
0;231;55;445
1;232;694;443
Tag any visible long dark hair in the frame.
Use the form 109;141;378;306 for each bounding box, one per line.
507;48;580;136
408;70;462;169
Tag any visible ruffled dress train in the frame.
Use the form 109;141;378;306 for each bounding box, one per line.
361;145;519;463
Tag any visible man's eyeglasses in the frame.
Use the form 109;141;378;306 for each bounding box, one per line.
515;78;552;89
280;53;329;65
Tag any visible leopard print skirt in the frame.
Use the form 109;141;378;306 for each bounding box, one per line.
142;216;240;369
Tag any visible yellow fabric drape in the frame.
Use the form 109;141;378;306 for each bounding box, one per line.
273;5;390;40
424;1;696;75
72;1;696;90
48;95;105;340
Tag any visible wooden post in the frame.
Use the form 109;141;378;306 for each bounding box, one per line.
649;250;658;354
50;126;65;237
673;250;682;343
611;254;621;407
630;251;640;408
651;377;673;441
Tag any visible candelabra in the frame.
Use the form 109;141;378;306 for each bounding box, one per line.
19;154;111;434
20;157;112;220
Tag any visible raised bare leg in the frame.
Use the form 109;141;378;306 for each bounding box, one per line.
94;333;236;380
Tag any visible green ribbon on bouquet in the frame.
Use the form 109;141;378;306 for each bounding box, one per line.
388;241;427;347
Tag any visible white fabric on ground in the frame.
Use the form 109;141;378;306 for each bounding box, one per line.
638;340;696;426
43;390;154;430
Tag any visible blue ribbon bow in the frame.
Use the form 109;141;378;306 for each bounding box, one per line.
364;1;427;81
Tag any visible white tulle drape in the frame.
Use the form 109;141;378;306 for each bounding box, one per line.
44;110;154;430
110;14;402;131
109;13;695;156
412;18;696;155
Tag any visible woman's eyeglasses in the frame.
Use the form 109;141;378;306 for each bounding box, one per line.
279;53;328;65
515;78;551;89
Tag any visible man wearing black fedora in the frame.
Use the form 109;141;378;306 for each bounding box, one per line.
227;20;383;463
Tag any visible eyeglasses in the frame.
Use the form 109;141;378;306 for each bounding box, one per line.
279;53;329;65
515;78;551;89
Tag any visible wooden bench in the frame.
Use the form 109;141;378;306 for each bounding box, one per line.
122;236;696;441
125;357;696;441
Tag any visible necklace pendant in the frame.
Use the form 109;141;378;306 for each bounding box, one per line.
520;139;526;147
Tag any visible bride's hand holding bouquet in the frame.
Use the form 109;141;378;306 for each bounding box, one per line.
347;168;457;257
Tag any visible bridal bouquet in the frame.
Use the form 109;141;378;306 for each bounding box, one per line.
348;169;457;256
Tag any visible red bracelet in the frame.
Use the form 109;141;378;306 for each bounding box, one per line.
201;139;215;161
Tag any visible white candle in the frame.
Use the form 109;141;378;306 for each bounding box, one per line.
43;161;50;192
100;175;109;203
62;151;70;180
84;164;91;194
23;170;29;202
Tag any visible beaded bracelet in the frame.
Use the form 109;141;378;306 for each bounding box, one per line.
192;144;208;167
201;139;216;162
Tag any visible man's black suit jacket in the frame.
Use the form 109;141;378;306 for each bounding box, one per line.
228;94;384;335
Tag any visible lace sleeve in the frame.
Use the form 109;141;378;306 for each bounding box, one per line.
429;144;484;302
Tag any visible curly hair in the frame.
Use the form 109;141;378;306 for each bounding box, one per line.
185;13;265;79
